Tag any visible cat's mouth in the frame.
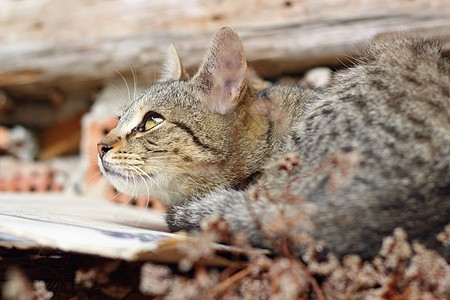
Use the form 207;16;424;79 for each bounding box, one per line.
99;159;178;204
100;162;132;180
100;161;156;182
101;165;127;179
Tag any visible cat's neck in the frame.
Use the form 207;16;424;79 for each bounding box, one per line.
226;83;317;183
253;84;318;141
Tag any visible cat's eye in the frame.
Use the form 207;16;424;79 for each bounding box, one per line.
135;112;164;133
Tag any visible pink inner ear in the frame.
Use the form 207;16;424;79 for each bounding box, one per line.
223;55;244;69
223;79;234;91
193;27;247;115
209;85;235;115
207;68;245;115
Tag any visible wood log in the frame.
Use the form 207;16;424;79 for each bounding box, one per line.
1;0;449;89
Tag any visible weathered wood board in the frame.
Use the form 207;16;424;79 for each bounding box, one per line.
1;0;449;85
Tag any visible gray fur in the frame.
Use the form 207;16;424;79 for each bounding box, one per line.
99;28;450;259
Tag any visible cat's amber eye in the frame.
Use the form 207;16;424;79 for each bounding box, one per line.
135;112;164;133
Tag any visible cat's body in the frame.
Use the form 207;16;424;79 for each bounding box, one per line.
98;28;450;259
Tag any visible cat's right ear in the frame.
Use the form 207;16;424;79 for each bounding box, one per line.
192;27;247;115
160;44;190;81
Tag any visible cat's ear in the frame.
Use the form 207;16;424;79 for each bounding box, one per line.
160;44;190;81
192;27;247;115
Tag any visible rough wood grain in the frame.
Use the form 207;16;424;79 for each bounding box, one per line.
1;0;449;88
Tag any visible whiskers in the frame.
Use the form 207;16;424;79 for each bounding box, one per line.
85;159;142;206
115;65;137;100
110;64;143;116
119;167;140;207
129;165;163;197
84;160;106;186
124;164;166;225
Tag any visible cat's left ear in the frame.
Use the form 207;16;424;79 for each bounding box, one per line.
192;27;247;115
160;44;190;81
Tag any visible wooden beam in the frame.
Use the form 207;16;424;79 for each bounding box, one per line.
1;0;449;89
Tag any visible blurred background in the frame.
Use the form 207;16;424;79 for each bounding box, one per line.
1;0;449;209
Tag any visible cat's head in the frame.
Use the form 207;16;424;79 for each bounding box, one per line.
97;27;271;206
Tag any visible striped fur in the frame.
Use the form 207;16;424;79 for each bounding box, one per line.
99;28;450;259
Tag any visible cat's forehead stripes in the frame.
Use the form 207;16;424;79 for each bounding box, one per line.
116;84;168;134
115;81;196;136
115;112;141;136
115;95;147;135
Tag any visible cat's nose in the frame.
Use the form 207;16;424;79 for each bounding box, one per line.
97;142;112;158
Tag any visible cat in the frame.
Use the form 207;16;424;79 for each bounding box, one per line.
98;27;450;260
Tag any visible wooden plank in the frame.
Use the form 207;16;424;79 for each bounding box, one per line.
1;0;449;89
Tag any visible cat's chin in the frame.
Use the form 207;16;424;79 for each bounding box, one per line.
99;163;186;206
107;175;176;205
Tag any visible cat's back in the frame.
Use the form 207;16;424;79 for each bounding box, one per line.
295;37;450;170
330;37;449;124
288;37;450;258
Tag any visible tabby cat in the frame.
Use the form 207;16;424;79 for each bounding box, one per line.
98;27;450;259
